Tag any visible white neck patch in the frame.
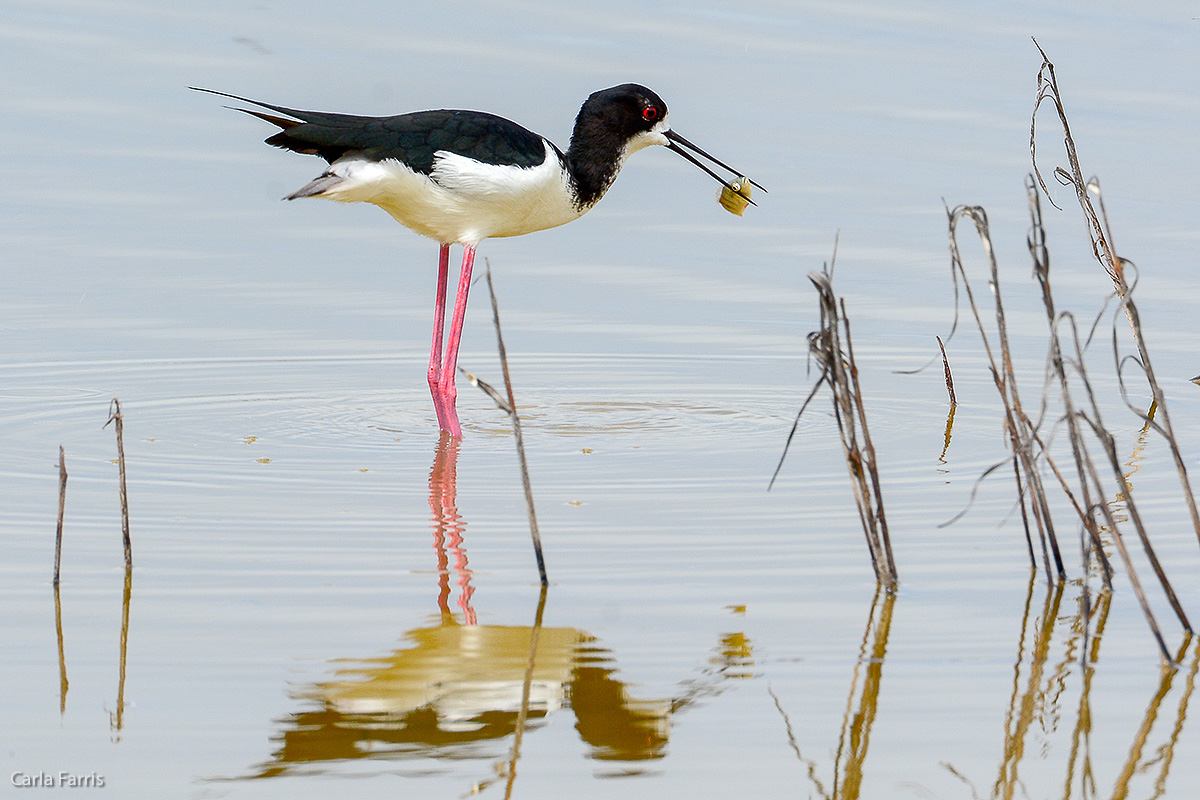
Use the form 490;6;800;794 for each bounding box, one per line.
622;116;671;162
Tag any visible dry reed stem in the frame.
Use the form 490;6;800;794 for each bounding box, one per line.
1109;285;1200;552
104;399;132;568
1026;47;1193;642
781;259;896;589
1025;176;1114;589
946;205;1064;581
483;264;548;587
949;172;1187;658
937;335;956;406
1025;169;1189;655
1051;319;1170;649
53;445;70;711
937;336;957;466
838;297;898;586
54;445;67;586
1031;41;1200;550
1039;278;1186;659
1074;428;1174;661
1067;346;1192;637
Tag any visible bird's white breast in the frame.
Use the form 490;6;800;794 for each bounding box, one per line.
317;142;585;246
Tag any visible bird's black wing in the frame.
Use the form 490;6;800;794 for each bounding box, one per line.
192;88;551;174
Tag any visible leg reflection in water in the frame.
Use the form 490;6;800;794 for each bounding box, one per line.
429;432;475;625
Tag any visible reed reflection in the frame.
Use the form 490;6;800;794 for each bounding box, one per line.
944;576;1198;798
109;566;132;742
54;582;68;714
248;436;752;781
771;587;896;800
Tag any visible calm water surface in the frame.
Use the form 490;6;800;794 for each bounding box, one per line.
4;1;1200;798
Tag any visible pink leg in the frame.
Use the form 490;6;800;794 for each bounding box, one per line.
436;244;477;438
428;243;451;428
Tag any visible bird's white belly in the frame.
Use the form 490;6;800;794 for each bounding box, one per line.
319;143;585;246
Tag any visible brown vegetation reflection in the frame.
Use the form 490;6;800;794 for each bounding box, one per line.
54;581;68;714
767;581;1197;799
770;587;896;800
109;567;132;740
246;437;753;785
943;576;1199;799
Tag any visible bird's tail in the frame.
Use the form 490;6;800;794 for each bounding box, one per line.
284;172;345;200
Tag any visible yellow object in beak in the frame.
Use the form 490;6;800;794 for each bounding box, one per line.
719;177;752;216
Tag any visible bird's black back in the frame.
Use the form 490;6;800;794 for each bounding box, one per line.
200;91;554;174
272;109;553;174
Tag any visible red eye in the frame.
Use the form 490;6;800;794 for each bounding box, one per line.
643;107;657;120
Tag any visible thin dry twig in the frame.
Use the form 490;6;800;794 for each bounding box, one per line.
937;335;957;406
458;368;512;414
1063;319;1192;637
54;445;67;586
946;204;1064;581
104;399;132;569
483;263;548;587
1025;174;1114;590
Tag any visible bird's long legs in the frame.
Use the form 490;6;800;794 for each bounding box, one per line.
427;243;477;438
427;243;452;429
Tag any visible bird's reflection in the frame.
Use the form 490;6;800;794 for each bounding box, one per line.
248;435;751;781
253;617;588;772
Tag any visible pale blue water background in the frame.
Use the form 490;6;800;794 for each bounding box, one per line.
4;1;1200;798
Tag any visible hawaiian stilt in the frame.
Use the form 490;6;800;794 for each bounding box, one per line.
195;84;763;437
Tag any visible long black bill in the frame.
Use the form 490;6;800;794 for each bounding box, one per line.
664;130;766;203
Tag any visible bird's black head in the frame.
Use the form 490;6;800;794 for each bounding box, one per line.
574;83;670;145
566;84;671;208
565;83;763;212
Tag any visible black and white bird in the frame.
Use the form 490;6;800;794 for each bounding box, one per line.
195;84;762;437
